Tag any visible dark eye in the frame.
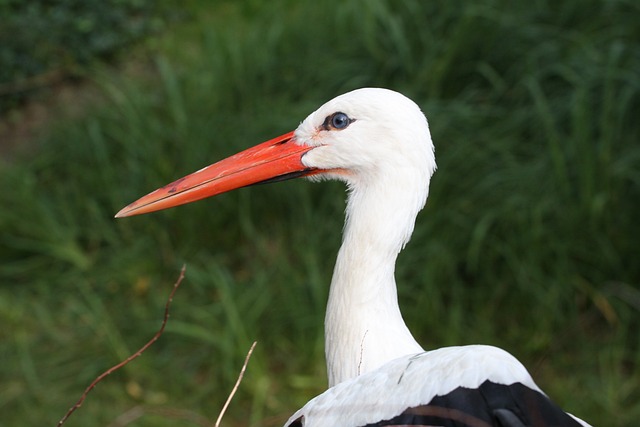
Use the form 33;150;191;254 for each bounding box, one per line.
331;112;350;129
322;112;354;131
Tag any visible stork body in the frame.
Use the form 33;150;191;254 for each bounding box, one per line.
285;347;587;427
117;88;590;427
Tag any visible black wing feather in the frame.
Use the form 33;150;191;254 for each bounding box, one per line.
363;381;582;427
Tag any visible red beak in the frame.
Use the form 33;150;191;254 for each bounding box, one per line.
115;131;316;218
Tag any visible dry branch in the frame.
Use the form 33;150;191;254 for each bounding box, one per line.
214;341;258;427
56;265;187;427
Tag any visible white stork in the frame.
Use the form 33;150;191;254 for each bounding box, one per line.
116;88;590;426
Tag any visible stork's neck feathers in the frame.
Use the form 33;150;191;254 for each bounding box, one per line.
288;88;436;387
324;171;428;387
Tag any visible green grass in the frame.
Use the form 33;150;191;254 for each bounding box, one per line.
1;0;639;426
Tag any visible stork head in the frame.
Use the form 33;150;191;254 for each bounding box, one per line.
115;88;436;218
295;88;435;194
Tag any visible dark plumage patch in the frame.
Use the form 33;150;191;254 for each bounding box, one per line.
288;416;304;427
362;381;582;427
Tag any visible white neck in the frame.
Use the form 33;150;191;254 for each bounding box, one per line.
324;177;426;387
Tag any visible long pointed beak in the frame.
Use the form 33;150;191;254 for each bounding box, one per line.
115;131;316;218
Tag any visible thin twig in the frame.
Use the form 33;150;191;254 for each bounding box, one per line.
214;341;258;427
57;265;187;427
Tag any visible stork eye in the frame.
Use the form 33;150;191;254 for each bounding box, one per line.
322;112;354;131
332;112;350;129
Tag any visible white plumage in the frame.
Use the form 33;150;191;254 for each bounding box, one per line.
285;347;590;426
295;88;433;386
286;346;538;426
117;88;591;427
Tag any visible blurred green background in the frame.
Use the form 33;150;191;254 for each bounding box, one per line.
1;0;639;426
